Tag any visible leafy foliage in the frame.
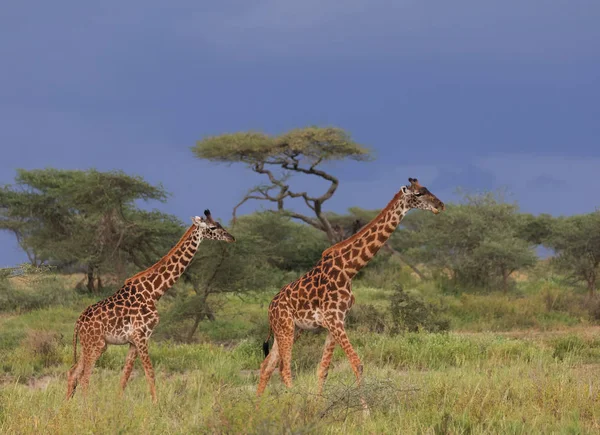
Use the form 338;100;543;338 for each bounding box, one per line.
544;212;600;296
167;212;328;340
389;285;450;333
0;169;181;291
397;192;537;292
193;127;371;163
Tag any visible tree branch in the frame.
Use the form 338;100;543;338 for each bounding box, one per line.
276;210;323;231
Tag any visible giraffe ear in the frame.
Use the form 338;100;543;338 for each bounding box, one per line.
191;216;205;225
401;186;408;194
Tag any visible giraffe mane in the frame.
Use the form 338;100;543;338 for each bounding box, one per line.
321;187;406;258
125;224;196;283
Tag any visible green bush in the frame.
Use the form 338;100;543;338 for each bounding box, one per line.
346;304;388;333
23;330;63;368
356;256;417;290
389;285;450;333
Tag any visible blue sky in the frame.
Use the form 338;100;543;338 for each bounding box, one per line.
1;1;599;266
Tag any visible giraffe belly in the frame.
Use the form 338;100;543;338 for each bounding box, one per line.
294;310;324;330
104;325;135;345
105;334;129;345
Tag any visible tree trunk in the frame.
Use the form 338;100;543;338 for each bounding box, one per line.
502;269;509;294
187;314;203;342
86;264;96;293
587;275;596;299
186;288;214;342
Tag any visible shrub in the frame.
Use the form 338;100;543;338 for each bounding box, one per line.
389;285;450;333
23;330;63;368
346;304;388;333
356;257;417;290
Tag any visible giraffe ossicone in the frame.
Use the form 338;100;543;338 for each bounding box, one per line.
66;209;234;403
256;177;444;399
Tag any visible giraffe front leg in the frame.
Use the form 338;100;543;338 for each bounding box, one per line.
119;344;138;396
132;335;157;404
326;319;369;415
317;332;336;394
326;320;363;383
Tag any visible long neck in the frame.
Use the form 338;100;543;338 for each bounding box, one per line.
322;189;409;280
125;224;201;301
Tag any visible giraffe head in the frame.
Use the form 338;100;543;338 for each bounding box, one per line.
191;210;236;242
402;178;445;214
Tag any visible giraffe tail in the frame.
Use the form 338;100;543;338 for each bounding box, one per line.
72;323;79;365
262;329;272;357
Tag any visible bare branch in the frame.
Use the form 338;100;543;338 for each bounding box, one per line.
276;210;324;231
382;244;426;280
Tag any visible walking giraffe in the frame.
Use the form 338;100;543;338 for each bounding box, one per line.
66;210;235;402
256;178;445;396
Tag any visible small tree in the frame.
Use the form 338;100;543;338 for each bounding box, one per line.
192;127;372;243
475;236;537;293
545;212;600;298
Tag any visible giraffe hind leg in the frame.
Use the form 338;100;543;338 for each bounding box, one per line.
119;344;138;395
257;338;281;396
279;328;302;373
275;330;295;389
66;359;84;399
78;338;107;398
317;332;337;394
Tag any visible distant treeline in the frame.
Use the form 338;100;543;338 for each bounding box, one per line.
1;168;599;299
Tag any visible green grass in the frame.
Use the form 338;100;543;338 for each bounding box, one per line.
2;273;600;433
2;331;600;434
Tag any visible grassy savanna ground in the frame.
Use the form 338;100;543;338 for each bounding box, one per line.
2;272;600;433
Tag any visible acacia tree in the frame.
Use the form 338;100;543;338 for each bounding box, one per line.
0;169;181;292
192;127;372;243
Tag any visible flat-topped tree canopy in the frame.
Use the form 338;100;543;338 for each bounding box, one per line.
193;127;371;164
192;127;373;244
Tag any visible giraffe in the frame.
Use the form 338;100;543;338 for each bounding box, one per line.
66;209;235;403
256;178;444;396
